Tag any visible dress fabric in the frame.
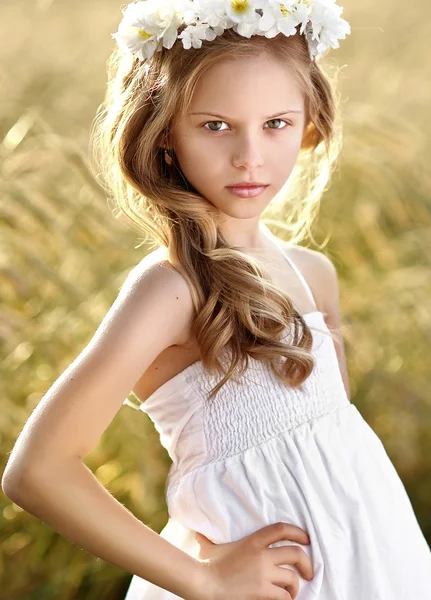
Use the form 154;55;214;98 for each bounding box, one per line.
125;246;431;600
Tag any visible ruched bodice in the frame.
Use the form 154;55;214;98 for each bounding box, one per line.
140;311;349;508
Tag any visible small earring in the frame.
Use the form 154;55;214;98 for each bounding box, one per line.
164;148;173;166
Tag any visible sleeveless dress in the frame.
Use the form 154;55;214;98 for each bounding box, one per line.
125;246;431;600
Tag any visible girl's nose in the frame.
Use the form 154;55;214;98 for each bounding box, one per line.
231;135;264;170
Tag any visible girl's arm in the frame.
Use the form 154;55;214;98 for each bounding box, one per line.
3;452;206;599
1;258;207;600
315;253;351;401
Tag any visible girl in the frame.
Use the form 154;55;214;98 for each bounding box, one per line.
3;1;431;599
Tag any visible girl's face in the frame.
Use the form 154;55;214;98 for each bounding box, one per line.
171;52;307;221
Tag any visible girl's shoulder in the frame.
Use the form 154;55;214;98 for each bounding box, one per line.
129;246;196;346
278;241;340;311
279;241;337;277
129;245;180;281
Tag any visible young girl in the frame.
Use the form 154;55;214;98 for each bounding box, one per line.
3;1;431;599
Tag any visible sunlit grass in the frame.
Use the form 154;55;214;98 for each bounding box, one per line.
1;0;430;597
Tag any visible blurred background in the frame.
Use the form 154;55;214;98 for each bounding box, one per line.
1;0;430;598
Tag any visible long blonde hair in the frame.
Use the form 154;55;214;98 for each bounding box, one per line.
89;27;343;400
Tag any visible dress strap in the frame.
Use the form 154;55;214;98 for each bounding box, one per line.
276;244;318;310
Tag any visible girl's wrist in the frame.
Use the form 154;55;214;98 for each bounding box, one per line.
184;558;218;600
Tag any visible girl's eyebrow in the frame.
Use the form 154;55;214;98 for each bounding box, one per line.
188;109;303;119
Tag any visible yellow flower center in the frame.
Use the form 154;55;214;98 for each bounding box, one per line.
280;4;292;17
231;0;249;14
138;29;152;40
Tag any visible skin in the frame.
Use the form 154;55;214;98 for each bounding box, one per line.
169;51;307;250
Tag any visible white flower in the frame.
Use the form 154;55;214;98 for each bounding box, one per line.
258;0;300;38
184;0;235;30
112;0;186;61
307;0;350;56
226;0;263;38
179;22;218;49
293;0;314;35
225;0;262;23
112;0;351;62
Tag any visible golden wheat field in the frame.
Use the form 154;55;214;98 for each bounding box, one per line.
0;0;430;598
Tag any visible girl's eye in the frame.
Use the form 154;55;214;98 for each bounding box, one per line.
266;118;290;129
204;121;227;132
203;119;290;132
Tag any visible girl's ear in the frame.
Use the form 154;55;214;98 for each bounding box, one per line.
301;121;317;150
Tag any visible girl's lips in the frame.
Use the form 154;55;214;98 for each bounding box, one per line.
226;185;268;198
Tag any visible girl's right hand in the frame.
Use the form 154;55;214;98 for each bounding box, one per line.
193;521;314;600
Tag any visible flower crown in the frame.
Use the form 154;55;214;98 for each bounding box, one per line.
112;0;351;63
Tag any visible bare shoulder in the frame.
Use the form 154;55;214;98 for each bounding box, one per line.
284;243;337;275
280;242;339;315
122;246;195;345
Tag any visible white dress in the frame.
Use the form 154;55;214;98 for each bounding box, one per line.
125;247;431;600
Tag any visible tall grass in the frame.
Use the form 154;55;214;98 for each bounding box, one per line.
1;0;430;597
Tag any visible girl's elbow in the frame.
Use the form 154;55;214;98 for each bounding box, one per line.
2;459;50;507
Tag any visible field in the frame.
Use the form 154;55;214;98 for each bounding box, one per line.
1;0;430;598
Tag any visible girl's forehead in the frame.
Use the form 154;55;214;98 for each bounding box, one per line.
192;57;302;93
184;68;304;115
